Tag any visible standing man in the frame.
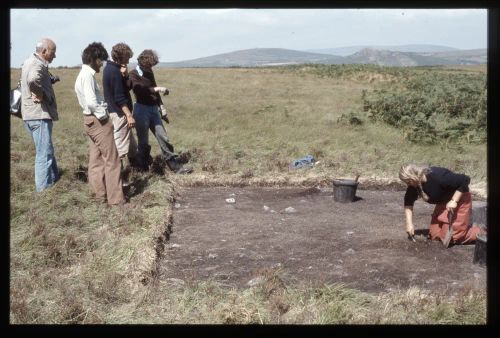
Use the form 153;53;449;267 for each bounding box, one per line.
74;42;126;205
20;38;59;192
102;42;138;184
129;49;192;174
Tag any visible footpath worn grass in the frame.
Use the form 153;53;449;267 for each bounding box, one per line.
10;65;486;323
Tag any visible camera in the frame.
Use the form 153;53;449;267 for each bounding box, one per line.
50;74;60;84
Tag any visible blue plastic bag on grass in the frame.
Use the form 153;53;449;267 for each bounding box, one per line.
289;155;315;170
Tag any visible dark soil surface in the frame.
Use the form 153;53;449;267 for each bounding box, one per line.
159;187;486;294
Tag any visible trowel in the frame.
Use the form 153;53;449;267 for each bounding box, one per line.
442;210;455;248
407;232;417;242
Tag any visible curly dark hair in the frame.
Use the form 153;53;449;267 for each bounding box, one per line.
111;42;133;64
137;49;159;69
81;42;108;65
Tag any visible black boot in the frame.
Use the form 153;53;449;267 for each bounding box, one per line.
144;144;153;167
120;158;131;187
166;157;193;175
131;145;153;172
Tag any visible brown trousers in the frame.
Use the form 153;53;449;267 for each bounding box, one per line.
428;192;480;244
84;115;125;205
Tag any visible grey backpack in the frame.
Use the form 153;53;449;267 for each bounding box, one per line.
10;81;22;118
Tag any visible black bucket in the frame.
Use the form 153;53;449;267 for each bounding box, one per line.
333;179;358;203
473;234;487;267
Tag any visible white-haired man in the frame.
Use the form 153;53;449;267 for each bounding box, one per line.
20;38;60;192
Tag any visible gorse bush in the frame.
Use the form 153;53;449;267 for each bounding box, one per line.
280;63;411;81
278;64;486;144
363;70;486;144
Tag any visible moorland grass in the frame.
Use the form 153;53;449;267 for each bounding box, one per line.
9;65;486;323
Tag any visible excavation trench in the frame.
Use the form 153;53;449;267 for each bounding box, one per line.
158;186;486;294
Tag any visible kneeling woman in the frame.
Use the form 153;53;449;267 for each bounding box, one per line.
399;164;481;247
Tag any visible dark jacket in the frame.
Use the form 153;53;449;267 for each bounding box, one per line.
404;166;470;206
103;60;133;115
129;67;164;107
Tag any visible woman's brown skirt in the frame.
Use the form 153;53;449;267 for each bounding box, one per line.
428;192;480;244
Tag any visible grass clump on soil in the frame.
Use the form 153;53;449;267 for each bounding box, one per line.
123;269;486;324
10;159;174;323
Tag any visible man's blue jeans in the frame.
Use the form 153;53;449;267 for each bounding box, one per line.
133;102;175;167
24;119;59;192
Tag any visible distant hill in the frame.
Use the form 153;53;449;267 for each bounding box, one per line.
158;46;486;68
418;48;487;64
347;47;486;66
306;44;459;56
160;48;346;68
346;48;453;67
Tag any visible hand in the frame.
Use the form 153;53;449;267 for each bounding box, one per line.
160;105;169;124
31;92;42;103
446;199;458;212
126;114;135;128
120;64;128;77
154;86;168;95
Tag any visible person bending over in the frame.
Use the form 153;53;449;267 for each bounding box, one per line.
399;163;482;247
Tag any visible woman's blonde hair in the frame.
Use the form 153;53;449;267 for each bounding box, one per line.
399;163;431;201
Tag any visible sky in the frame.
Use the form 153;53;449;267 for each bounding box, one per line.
10;8;487;67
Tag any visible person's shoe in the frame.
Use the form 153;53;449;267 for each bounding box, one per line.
143;144;154;167
175;166;193;175
121;177;131;188
166;158;193;175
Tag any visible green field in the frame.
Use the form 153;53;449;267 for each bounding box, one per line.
10;65;486;323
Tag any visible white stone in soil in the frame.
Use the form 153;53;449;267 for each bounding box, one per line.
247;276;265;287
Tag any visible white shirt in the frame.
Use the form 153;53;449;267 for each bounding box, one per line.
74;64;104;115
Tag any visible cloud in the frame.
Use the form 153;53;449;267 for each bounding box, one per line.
10;8;487;67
